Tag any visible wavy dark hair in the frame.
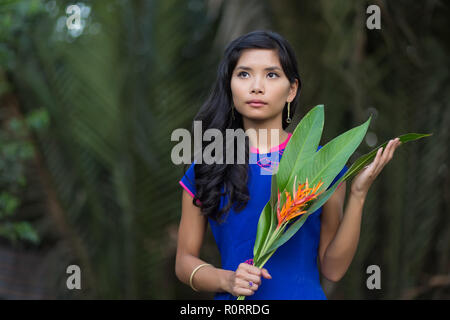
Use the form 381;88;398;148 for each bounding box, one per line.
185;30;302;224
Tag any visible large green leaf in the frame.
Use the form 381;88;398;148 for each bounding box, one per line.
267;173;279;244
276;104;324;192
268;131;432;252
267;116;371;252
253;202;273;259
270;167;278;209
342;133;433;181
285;115;371;194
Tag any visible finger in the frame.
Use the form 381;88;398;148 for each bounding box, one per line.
246;265;262;277
238;263;258;276
246;273;262;285
385;138;398;163
234;286;255;297
388;138;399;160
389;138;399;153
235;268;261;285
236;278;258;294
249;281;259;291
382;140;394;163
241;278;259;291
261;268;272;279
378;139;396;173
373;146;384;173
377;142;391;172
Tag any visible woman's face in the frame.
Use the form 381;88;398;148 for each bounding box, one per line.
230;48;298;123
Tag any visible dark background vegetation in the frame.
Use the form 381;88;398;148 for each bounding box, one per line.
0;0;448;299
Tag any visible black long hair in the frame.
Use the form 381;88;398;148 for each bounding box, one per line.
186;30;301;224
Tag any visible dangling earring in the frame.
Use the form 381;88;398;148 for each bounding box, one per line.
231;104;236;120
286;101;292;123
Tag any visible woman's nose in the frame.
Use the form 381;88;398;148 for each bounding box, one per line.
251;77;264;93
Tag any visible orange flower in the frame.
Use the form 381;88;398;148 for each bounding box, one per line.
276;177;325;229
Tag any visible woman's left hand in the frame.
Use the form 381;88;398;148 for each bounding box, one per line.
350;137;402;199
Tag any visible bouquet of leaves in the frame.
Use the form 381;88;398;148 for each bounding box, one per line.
237;104;431;300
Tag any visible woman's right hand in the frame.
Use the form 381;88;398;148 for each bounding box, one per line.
228;262;272;297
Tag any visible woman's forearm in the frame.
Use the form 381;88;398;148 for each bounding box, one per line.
175;252;234;293
321;191;366;281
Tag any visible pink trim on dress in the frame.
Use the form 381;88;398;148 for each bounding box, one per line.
179;180;202;205
250;132;293;154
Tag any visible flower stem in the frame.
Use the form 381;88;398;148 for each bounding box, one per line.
255;250;276;269
258;222;287;259
236;223;287;300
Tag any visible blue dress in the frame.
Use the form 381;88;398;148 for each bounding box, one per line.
179;133;348;300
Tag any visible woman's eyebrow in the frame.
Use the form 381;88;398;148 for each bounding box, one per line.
236;65;282;71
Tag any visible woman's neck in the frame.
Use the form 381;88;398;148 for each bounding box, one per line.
243;117;289;154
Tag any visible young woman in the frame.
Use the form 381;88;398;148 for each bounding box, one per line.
175;30;401;300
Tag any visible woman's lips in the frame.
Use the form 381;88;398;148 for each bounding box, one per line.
247;102;267;107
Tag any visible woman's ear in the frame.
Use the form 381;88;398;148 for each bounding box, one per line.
288;79;299;102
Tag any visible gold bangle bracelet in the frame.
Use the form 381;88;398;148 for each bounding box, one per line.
189;263;213;292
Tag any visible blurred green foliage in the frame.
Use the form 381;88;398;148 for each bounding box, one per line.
0;102;47;246
0;0;448;299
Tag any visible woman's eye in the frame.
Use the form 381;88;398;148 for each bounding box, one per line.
237;71;279;78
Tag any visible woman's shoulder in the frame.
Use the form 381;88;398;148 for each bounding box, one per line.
179;160;197;199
